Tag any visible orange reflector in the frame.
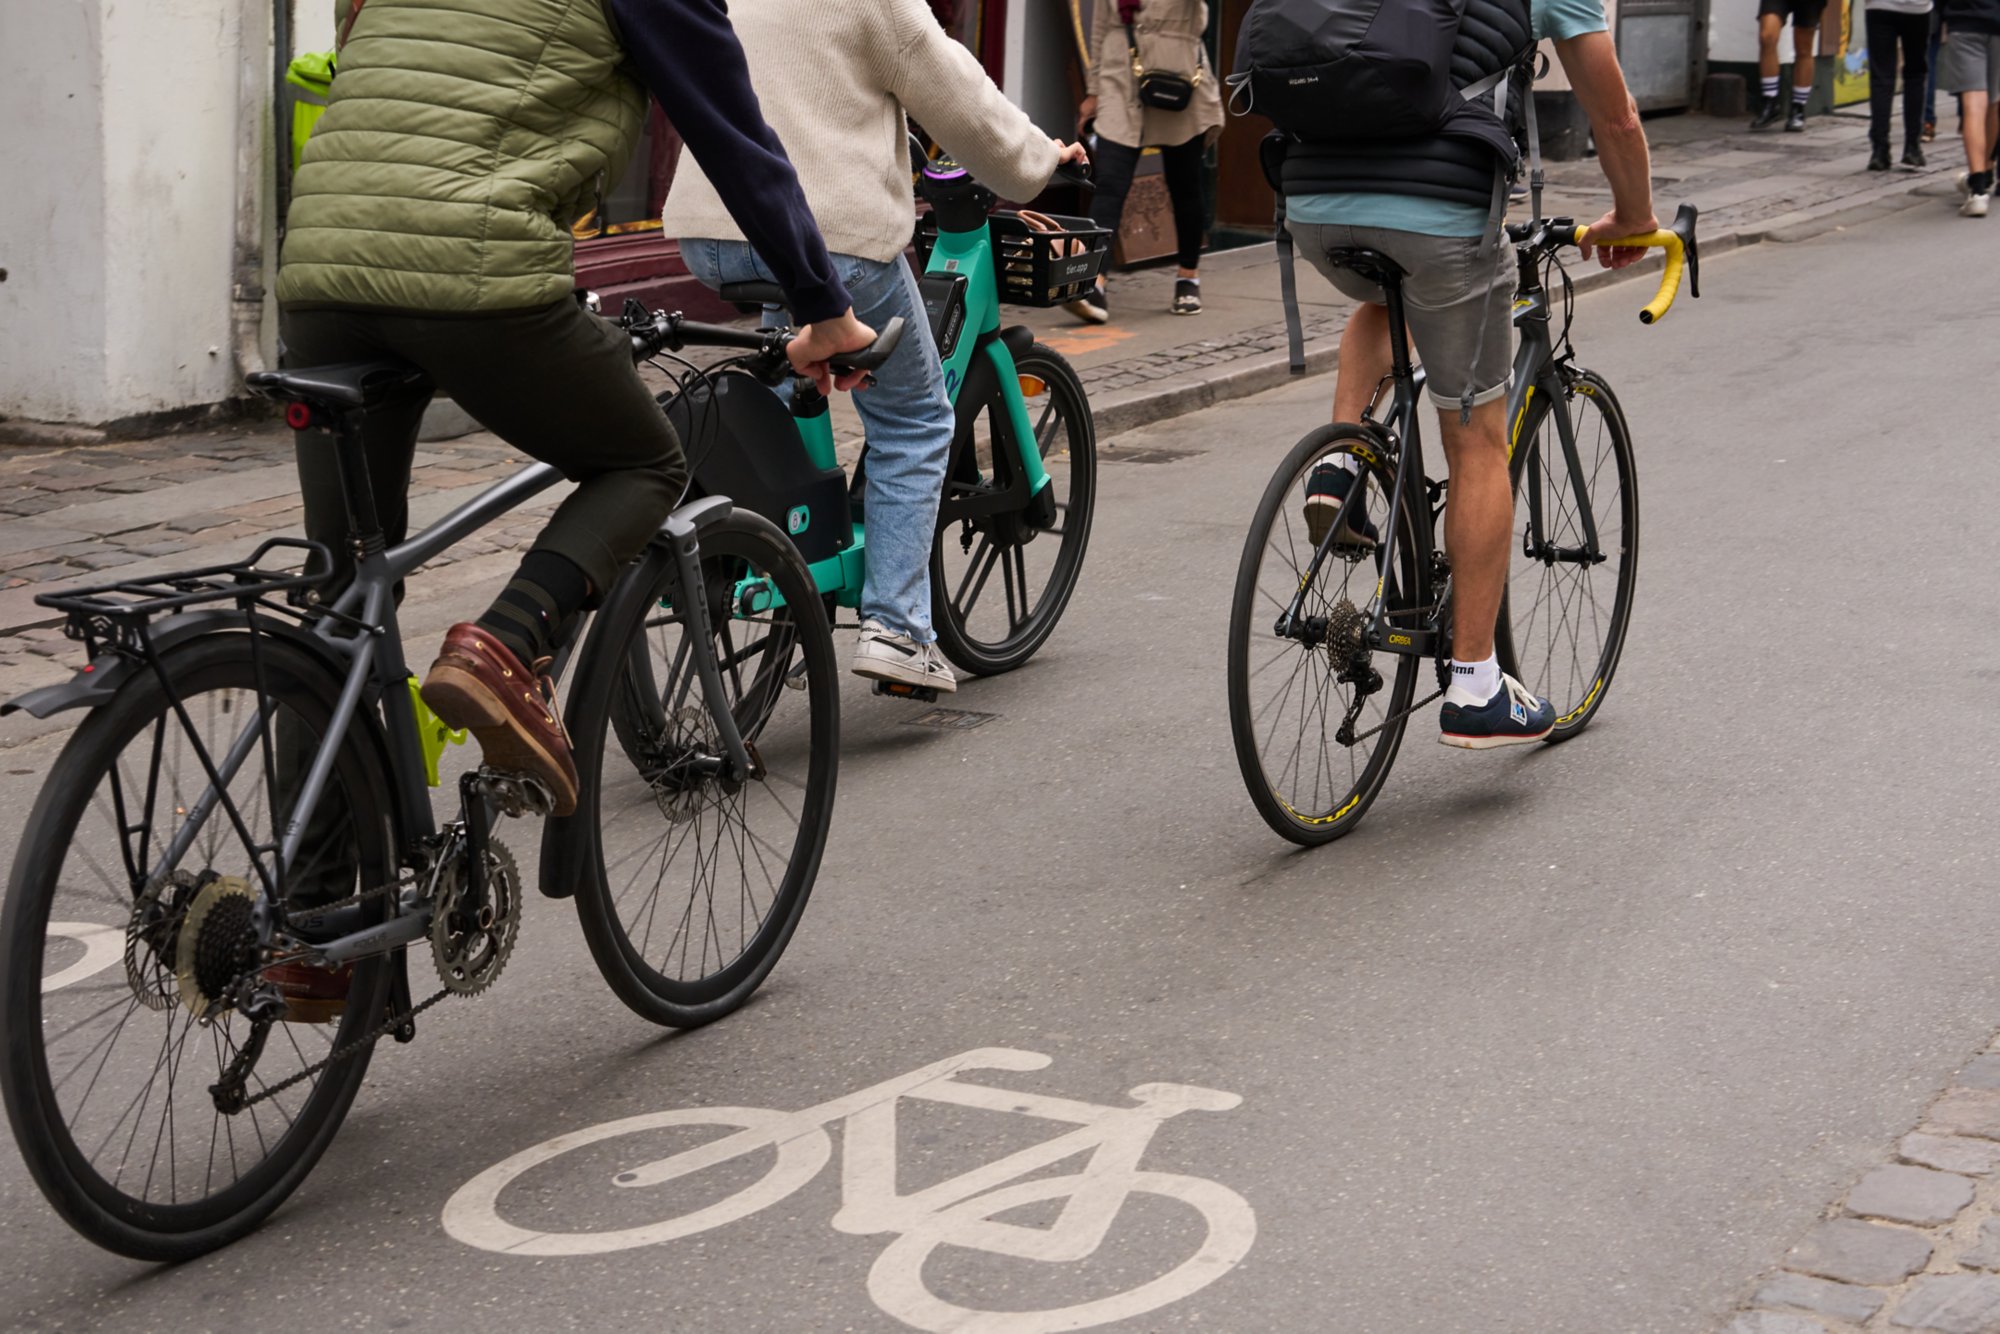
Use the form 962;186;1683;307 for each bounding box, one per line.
1018;375;1048;397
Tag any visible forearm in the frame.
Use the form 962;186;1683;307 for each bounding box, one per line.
609;0;850;322
1592;107;1655;225
891;22;1059;201
1557;32;1657;226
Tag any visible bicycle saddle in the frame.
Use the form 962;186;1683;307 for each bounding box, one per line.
1321;247;1408;286
719;280;788;309
245;360;434;412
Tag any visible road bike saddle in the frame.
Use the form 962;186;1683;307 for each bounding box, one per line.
246;360;434;412
719;280;788;309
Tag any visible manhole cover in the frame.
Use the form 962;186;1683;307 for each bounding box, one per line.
902;708;999;730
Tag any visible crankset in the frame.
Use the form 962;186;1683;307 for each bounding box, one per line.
430;839;521;997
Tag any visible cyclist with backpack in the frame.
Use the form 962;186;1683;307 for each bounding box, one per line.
1238;0;1657;748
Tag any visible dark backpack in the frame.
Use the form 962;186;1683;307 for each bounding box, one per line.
1230;0;1531;175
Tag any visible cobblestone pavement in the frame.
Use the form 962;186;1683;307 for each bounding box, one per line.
1725;1042;2000;1333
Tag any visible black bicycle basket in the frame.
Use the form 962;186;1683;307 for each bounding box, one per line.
914;211;1110;308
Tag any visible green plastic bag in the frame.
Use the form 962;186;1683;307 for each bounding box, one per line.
286;50;338;172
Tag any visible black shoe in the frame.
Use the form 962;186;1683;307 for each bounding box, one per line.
1902;145;1926;169
1170;279;1202;316
1750;99;1786;132
1785;104;1807;132
1302;460;1377;549
1868;147;1892;171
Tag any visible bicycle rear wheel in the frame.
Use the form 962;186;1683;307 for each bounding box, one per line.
930;342;1096;677
0;633;394;1261
1228;426;1424;846
571;510;838;1028
1496;370;1638;740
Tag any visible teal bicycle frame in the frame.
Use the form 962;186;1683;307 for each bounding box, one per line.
743;210;1055;612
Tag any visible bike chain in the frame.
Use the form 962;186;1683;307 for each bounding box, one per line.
1339;685;1446;748
222;867;458;1113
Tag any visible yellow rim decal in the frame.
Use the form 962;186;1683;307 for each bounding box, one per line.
1279;789;1363;825
1556;678;1603;727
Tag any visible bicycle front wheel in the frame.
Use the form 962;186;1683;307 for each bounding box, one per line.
1496;370;1638;740
0;632;395;1261
930;342;1096;677
1227;426;1424;846
570;509;838;1029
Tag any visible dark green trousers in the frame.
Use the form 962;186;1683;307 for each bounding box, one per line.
280;297;689;597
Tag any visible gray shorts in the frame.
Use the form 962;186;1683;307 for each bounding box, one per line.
1946;30;2000;98
1288;221;1514;411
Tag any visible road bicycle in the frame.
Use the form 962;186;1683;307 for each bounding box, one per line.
0;311;898;1261
443;1046;1256;1332
1228;205;1702;845
663;144;1104;696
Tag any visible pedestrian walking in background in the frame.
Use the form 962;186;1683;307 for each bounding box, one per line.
1750;0;1825;131
1866;0;1935;168
1924;6;1945;139
1943;0;2000;213
1065;0;1223;324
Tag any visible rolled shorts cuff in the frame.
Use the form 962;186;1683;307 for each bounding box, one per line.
1426;374;1513;413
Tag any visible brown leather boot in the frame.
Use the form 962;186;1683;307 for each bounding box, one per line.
420;623;579;816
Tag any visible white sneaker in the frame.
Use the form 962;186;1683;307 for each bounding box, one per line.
1963;191;1991;218
853;619;957;693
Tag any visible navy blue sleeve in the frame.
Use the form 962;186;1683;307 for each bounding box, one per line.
607;0;851;323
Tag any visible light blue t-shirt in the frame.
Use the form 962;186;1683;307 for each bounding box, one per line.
1286;0;1611;237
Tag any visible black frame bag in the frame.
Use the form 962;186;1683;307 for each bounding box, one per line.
1125;21;1201;112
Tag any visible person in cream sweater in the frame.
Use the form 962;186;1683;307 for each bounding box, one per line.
667;0;1085;695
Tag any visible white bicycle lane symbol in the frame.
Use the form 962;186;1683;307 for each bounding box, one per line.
443;1047;1257;1333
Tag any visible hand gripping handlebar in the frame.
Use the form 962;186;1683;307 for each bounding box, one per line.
1571;202;1702;325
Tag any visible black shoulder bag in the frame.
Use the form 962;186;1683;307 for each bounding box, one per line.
1125;21;1201;112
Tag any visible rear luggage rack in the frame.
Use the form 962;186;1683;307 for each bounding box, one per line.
36;538;333;654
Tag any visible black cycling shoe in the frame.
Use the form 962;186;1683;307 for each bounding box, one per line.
1750;99;1786;132
1868;147;1892;172
1303;461;1378;549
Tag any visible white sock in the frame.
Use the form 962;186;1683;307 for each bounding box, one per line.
1446;653;1501;705
1761;75;1780;102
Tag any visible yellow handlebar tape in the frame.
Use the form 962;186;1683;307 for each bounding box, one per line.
1568;225;1688;324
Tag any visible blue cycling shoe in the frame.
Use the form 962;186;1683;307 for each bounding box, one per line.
1303;460;1378;549
1439;672;1555;749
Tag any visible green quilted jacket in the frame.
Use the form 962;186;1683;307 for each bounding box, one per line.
276;0;645;314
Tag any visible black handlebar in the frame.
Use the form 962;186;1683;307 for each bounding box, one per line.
625;305;906;385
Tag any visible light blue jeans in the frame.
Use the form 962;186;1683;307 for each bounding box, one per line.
681;239;949;644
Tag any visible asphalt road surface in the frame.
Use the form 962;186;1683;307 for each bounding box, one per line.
3;199;1996;1333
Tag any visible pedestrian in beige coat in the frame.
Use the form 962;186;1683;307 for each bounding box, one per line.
1068;0;1225;323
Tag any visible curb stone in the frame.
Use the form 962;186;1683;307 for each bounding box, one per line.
1725;1037;2000;1333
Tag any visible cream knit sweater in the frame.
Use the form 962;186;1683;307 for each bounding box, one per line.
665;0;1061;265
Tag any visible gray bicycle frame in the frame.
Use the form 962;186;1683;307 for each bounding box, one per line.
1291;245;1602;661
154;457;744;960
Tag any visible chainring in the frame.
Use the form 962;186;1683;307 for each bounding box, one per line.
430;841;520;997
173;874;259;1020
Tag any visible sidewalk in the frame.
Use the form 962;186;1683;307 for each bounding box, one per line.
0;110;1960;729
1018;109;1959;435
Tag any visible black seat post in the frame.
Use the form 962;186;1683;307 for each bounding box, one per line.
329;409;388;560
1380;271;1416;387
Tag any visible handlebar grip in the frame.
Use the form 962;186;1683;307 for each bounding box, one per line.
828;316;905;375
1567;224;1691;324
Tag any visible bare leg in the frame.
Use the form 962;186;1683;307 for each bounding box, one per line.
1759;13;1784;81
1332;304;1393;424
1438;400;1512;663
1793;23;1818;95
1966;90;1994;176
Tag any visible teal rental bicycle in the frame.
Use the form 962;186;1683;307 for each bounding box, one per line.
647;147;1105;695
